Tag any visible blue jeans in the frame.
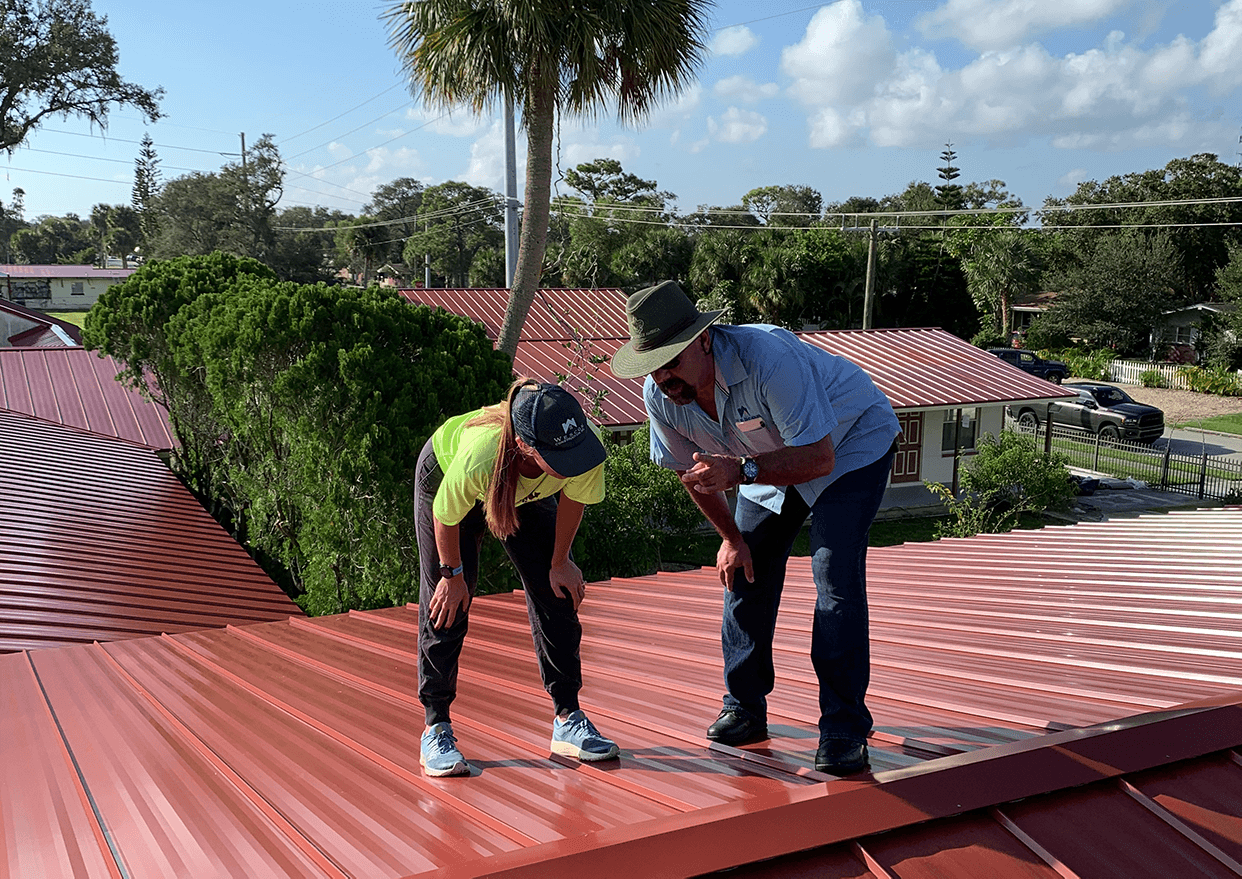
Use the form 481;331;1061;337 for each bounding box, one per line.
721;444;894;744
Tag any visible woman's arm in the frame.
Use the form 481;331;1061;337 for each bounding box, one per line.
549;496;587;609
428;517;471;629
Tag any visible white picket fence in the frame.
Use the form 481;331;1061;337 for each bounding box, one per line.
1107;360;1190;389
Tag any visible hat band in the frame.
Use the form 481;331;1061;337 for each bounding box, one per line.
635;312;699;353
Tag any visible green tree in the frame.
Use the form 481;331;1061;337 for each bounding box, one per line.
1041;231;1186;356
363;176;424;266
386;0;710;357
0;0;161;151
935;144;964;210
10;213;94;263
402;181;503;287
1041;154;1242;300
131;132;161;250
946;228;1039;339
269;205;350;284
741;184;822;227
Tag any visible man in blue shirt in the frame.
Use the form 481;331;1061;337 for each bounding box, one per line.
611;280;900;776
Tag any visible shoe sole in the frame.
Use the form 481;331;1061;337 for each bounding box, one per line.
420;754;470;777
550;740;620;761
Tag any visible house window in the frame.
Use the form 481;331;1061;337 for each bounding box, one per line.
941;408;978;455
71;282;84;296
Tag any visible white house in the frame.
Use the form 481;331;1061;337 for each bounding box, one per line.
0;264;135;310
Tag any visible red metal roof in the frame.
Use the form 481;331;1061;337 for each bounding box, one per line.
399;287;630;341
4;506;1239;876
512;337;649;427
0;347;175;450
799;327;1071;410
0;412;302;653
1;297;84;346
1;263;136;281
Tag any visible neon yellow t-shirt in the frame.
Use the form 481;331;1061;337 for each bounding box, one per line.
430;408;606;526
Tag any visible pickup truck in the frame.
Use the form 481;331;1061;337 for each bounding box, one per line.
1010;382;1165;444
987;348;1068;384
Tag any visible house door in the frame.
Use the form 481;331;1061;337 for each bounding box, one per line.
891;412;923;483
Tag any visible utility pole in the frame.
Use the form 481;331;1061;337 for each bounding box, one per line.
239;132;253;250
862;219;878;329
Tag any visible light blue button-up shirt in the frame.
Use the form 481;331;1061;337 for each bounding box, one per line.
645;324;900;513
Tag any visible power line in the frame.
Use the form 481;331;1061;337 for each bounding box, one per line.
280;84;406;145
37;128;239;157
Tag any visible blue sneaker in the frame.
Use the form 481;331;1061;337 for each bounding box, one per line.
551;710;620;762
420;722;469;777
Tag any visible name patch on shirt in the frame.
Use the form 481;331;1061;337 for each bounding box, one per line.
735;416;766;432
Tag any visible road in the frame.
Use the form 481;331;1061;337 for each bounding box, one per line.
1152;428;1242;462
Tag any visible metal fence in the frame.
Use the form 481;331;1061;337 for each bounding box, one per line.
1006;418;1242;501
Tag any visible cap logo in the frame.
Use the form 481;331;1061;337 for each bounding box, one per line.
561;417;578;435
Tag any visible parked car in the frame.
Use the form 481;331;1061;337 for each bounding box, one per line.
1010;382;1165;444
987;348;1068;384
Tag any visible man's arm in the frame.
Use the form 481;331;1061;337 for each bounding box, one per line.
678;474;755;590
682;433;835;495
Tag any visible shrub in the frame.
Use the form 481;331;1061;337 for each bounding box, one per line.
971;329;1008;349
1175;365;1242;396
926;431;1075;538
1045;347;1113;380
1139;369;1168;388
573;425;703;581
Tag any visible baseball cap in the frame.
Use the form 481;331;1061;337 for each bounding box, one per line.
511;383;606;478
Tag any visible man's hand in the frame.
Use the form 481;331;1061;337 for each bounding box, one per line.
549;558;587;609
717;537;754;591
429;576;471;629
681;452;742;494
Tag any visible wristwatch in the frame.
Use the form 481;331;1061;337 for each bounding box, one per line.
739;456;759;485
438;563;464;580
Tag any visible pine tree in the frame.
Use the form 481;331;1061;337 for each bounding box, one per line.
935;143;964;211
132;133;161;251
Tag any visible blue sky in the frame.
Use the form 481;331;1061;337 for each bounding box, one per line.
5;0;1241;222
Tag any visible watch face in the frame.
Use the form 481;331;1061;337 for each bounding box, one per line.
743;458;759;482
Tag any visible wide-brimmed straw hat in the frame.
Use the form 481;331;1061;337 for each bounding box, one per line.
609;280;724;379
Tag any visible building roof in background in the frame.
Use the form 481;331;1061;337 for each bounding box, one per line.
800;327;1074;410
400;287;630;341
0;412;302;653
0;264;136;281
0;298;84;346
401;289;1068;427
0;347;175;450
5;506;1239;876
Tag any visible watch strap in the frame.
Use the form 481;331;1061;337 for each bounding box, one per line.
439;563;464;579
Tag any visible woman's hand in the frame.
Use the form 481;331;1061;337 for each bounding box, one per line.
549;558;587;609
429;576;471;628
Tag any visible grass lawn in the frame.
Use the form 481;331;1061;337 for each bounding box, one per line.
1175;412;1242;436
45;311;88;329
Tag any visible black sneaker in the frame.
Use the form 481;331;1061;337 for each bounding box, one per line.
706;708;768;745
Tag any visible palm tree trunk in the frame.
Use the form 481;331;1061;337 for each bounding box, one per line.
496;83;555;359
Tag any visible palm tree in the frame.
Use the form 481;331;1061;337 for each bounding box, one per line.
951;230;1039;340
385;0;710;358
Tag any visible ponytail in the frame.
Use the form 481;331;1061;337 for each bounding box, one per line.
467;377;538;539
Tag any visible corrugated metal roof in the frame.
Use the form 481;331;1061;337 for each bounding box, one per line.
0;264;136;280
0;347;175;450
5;506;1239;876
799;327;1071;410
512;338;649;428
0;298;84;346
399;287;629;341
0;412;302;653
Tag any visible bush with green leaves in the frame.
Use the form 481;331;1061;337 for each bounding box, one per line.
573;425;703;581
970;329;1008;349
926;431;1075;538
1043;347;1113;380
86;253;514;614
1139;369;1168;388
1175;365;1242;396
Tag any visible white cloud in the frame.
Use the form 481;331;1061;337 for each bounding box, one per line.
407;104;490;137
780;0;1242;154
707;107;767;144
712;25;757;57
782;1;897;106
917;0;1133;52
713;75;779;103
